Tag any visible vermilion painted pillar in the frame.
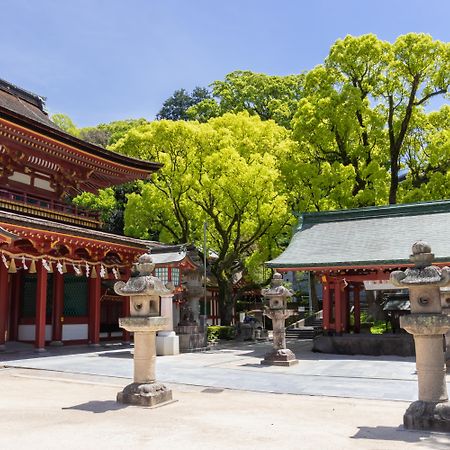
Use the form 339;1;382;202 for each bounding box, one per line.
35;262;48;350
88;275;101;346
0;262;9;349
354;284;361;334
51;270;64;344
322;282;331;332
334;281;343;334
122;268;131;343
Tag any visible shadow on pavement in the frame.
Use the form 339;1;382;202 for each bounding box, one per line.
352;426;450;449
98;351;132;359
62;400;128;414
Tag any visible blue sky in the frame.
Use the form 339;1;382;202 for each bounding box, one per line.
1;0;449;127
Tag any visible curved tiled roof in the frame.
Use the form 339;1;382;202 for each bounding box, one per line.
267;200;450;269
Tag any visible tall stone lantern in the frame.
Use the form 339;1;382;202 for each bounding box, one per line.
390;241;450;431
261;272;298;366
114;253;174;407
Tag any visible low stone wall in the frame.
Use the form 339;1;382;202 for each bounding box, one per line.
312;333;415;357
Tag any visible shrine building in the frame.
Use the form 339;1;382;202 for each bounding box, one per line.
0;79;162;350
267;200;450;334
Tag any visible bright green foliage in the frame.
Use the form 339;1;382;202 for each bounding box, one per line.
291;33;450;209
399;106;450;202
51;113;80;136
187;71;304;128
72;188;116;221
112;113;294;324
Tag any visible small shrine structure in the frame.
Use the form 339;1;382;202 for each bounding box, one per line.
267;201;450;337
0;79;161;350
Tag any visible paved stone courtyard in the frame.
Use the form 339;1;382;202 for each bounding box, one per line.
1;339;449;449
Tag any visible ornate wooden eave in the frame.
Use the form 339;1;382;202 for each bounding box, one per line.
0;109;161;194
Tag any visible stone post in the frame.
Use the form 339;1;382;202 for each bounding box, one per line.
114;253;174;407
390;241;450;431
156;293;180;356
261;272;298;366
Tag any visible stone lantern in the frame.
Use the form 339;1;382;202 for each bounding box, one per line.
390;241;450;431
261;272;298;366
114;253;174;407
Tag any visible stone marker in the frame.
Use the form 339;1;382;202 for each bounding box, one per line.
390;241;450;431
261;272;298;366
114;253;174;407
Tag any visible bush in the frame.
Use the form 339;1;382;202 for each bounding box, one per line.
207;325;236;342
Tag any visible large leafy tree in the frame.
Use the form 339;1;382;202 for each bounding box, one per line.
157;87;211;121
111;113;295;324
187;70;304;128
291;33;450;209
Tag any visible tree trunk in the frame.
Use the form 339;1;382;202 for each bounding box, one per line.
216;275;234;325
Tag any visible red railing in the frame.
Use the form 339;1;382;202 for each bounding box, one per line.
0;188;100;228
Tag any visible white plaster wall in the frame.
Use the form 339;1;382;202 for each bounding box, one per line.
62;324;88;341
18;325;51;341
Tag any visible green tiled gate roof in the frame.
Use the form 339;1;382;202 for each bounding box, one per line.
267;200;450;269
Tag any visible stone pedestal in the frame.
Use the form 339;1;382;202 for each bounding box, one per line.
261;273;298;366
391;242;450;431
175;324;208;352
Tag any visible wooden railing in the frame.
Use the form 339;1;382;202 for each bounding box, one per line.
0;188;101;229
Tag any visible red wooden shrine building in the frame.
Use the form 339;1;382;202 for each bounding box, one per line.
0;79;161;350
267;201;450;334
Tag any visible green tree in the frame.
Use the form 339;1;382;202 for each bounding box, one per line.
51;113;80;136
291;33;449;209
187;70;304;128
112;113;294;324
157;87;211;121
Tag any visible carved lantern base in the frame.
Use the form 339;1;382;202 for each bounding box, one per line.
403;400;450;432
261;348;298;367
117;382;174;408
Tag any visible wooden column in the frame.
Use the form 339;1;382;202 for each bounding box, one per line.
334;281;343;334
51;270;64;344
122;268;131;343
88;275;101;346
322;282;331;332
0;262;9;349
353;284;361;334
35;262;48;350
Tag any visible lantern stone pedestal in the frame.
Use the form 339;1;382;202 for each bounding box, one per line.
261;273;298;367
114;253;175;408
391;242;450;432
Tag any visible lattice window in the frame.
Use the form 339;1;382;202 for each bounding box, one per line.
171;268;180;286
154;267;168;283
63;275;88;317
21;274;53;319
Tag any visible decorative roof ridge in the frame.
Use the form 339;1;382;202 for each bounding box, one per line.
297;200;450;230
0;78;46;111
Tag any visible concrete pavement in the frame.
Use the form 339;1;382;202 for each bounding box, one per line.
1;339;450;449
